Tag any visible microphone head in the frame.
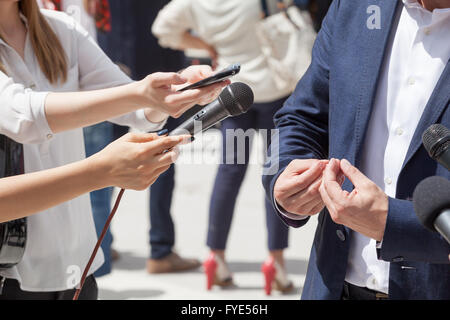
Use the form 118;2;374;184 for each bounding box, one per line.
219;82;254;116
422;124;450;159
413;176;450;232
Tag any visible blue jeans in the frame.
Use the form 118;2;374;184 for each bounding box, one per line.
83;122;114;277
207;97;290;251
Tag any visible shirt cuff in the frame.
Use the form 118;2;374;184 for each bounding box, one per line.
273;197;310;221
135;109;168;132
30;91;54;141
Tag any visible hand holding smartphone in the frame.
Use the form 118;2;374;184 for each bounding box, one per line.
177;63;241;92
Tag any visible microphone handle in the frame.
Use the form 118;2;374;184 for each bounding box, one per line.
434;209;450;245
169;100;231;136
437;148;450;171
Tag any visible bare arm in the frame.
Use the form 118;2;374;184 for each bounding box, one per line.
0;132;189;223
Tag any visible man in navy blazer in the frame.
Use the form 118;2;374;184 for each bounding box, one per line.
263;0;450;300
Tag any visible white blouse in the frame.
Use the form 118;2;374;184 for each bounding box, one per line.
152;0;293;103
0;9;163;291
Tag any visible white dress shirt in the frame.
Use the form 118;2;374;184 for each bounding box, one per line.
152;0;293;103
277;0;450;294
0;10;164;291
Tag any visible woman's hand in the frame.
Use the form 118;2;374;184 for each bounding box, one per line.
139;65;229;119
91;132;190;190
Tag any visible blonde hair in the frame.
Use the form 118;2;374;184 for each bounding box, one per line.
0;0;68;84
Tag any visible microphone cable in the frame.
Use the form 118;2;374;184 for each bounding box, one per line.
73;188;125;300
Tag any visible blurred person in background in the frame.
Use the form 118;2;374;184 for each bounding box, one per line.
0;0;224;299
153;0;300;294
86;0;203;276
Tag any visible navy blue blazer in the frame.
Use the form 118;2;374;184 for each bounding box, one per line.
262;0;450;300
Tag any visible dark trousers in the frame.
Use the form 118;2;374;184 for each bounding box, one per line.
0;275;98;300
207;97;290;251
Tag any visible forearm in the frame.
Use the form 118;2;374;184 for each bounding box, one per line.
0;157;107;223
45;81;145;133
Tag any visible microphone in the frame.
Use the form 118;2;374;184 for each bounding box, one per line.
422;124;450;171
169;82;254;136
413;176;450;245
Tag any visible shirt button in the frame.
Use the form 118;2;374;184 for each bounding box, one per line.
336;230;346;242
46;134;53;140
407;77;416;86
424;28;431;35
29;83;36;89
384;177;392;185
395;128;404;136
367;276;378;288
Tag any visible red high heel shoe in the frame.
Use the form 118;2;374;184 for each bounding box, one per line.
203;252;233;290
262;257;294;295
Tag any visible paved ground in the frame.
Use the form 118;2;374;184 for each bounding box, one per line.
96;130;318;300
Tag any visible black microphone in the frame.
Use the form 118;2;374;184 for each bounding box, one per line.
413;176;450;245
169;82;254;136
422;124;450;171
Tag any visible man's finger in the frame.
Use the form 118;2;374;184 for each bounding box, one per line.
288;161;327;195
287;175;323;206
322;159;348;207
319;179;337;215
340;159;371;188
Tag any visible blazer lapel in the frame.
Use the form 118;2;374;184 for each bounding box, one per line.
353;0;402;166
402;61;450;170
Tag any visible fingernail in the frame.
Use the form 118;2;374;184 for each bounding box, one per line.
341;159;350;168
157;129;169;136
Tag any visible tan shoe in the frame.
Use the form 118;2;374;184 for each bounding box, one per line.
146;252;201;274
111;248;120;262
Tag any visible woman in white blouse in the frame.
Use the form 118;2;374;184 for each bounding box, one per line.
0;0;227;299
153;0;294;295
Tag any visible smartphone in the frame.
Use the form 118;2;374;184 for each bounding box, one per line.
177;63;241;92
